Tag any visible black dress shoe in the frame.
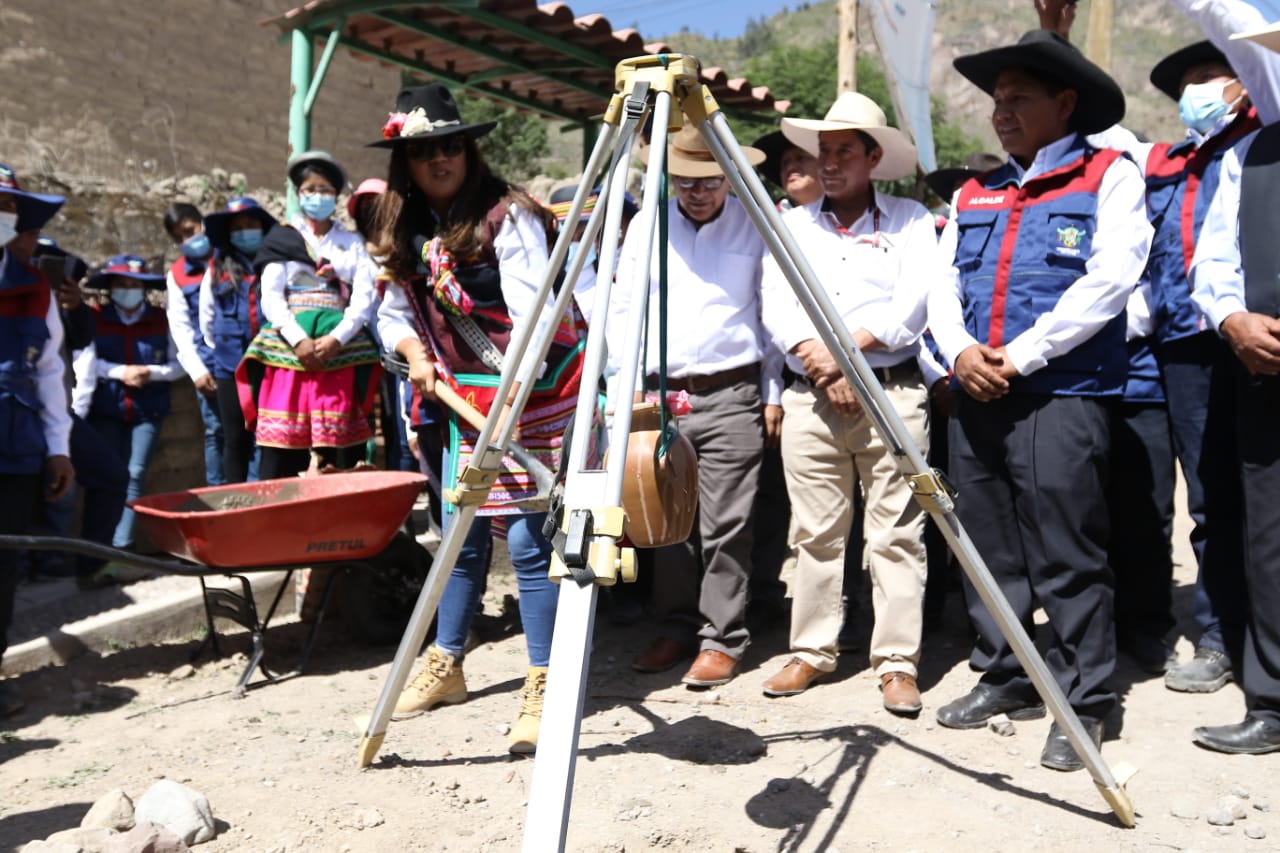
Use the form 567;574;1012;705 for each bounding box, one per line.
936;684;1046;730
1193;717;1280;755
1040;720;1104;772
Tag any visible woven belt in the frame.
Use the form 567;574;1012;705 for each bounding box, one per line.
788;359;920;388
650;363;759;394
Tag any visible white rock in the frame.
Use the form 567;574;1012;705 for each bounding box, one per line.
356;808;385;829
134;780;216;845
1220;795;1249;820
82;788;136;832
167;664;196;681
1245;826;1267;840
20;841;83;853
1206;807;1235;827
1170;802;1199;820
988;714;1015;737
47;826;115;850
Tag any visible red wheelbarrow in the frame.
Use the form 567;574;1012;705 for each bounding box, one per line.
0;471;431;695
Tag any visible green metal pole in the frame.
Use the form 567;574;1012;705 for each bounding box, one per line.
288;28;315;218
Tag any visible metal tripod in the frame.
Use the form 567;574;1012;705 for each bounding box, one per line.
356;53;1138;851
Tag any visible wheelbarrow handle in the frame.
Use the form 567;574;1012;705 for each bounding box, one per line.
381;353;556;507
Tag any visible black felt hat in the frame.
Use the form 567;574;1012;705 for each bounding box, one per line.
752;131;796;189
369;83;497;149
953;30;1125;134
924;152;1006;200
1150;41;1230;101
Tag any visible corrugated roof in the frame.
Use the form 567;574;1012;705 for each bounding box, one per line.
264;0;787;124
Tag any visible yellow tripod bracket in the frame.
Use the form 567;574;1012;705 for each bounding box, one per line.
441;462;500;507
608;54;723;132
548;505;637;587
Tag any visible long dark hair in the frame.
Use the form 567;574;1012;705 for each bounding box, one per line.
372;136;553;281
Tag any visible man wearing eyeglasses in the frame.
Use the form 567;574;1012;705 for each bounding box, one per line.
611;124;781;689
758;92;941;715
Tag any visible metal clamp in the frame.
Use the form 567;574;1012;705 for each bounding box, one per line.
442;463;500;507
548;506;634;587
906;467;957;514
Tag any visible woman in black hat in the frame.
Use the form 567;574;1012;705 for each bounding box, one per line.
236;152;382;480
374;82;586;754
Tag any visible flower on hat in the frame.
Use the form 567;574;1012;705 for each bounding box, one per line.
382;111;408;140
382;107;463;141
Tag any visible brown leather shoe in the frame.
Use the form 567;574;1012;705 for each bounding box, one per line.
881;672;923;714
681;649;740;687
631;637;693;673
762;657;827;697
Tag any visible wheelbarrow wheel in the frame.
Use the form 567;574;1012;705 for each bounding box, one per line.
340;532;435;646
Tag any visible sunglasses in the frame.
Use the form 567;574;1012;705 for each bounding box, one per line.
674;176;725;191
405;135;467;162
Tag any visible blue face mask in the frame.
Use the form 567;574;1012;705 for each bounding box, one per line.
1179;79;1239;134
111;287;145;312
566;239;597;272
299;193;337;222
180;231;211;260
229;228;263;255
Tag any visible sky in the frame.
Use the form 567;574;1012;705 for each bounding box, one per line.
587;0;793;40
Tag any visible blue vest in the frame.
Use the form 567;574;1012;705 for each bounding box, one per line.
1143;111;1260;343
0;252;52;473
169;256;215;372
90;303;172;424
210;251;257;379
952;138;1127;396
1123;336;1165;403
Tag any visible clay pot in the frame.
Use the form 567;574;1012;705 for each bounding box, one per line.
608;402;698;547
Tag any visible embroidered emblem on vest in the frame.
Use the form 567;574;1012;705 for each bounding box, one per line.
969;194;1007;206
1056;225;1086;254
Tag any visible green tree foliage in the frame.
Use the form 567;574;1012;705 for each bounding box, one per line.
454;91;550;183
734;39;980;202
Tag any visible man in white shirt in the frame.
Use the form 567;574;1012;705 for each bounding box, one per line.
928;31;1152;771
613;125;780;688
758;92;938;715
1182;15;1280;758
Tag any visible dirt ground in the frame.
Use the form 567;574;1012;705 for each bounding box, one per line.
2;508;1278;853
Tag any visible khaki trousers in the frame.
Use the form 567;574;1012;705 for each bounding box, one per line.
780;378;929;675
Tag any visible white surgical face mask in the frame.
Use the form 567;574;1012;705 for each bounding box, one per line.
0;210;17;248
111;287;145;312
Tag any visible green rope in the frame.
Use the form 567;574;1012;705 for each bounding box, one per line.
656;170;677;459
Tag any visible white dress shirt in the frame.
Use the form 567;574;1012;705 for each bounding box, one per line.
378;203;559;385
165;261;212;381
761;192;941;376
260;218;377;347
70;304;181;418
611;195;782;404
1190;129;1257;330
929;133;1153;376
1170;0;1280;125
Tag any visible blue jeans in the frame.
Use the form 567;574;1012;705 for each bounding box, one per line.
88;416;163;548
197;390;226;486
436;512;557;667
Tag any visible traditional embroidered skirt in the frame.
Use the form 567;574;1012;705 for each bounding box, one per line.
236;308;382;451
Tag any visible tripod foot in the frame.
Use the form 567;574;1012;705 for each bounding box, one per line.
358;732;385;769
1096;761;1138;827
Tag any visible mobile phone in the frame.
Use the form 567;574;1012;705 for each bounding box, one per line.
37;254;66;288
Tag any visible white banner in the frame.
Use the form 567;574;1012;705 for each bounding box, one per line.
866;0;938;173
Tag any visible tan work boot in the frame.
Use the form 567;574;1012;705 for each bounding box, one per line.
508;666;548;754
392;646;467;721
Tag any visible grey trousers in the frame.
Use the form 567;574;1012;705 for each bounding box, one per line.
650;377;764;658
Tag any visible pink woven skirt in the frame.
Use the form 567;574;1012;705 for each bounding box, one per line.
246;365;374;450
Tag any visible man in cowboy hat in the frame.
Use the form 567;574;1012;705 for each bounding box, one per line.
927;30;1153;770
1183;13;1280;755
0;163;75;715
614;123;781;688
758;92;942;715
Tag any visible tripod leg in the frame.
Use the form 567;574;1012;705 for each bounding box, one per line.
695;110;1135;826
523;87;677;851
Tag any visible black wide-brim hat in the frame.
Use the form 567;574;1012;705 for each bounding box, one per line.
204;197;280;252
1150;41;1230;101
368;82;498;149
953;29;1126;134
752;131;794;189
924;152;1006;200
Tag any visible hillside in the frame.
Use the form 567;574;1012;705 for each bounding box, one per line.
648;0;1204;160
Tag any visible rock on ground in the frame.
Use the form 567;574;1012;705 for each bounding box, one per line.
103;821;192;853
81;788;136;832
134;780;215;846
